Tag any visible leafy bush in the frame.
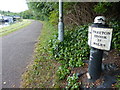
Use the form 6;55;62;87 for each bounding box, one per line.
49;25;89;67
109;20;120;51
115;75;120;88
94;2;112;14
57;65;70;80
49;10;59;25
66;74;80;88
48;25;90;80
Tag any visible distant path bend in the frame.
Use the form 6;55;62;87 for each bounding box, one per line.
1;20;42;88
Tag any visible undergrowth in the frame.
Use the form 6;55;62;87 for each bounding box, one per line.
66;73;80;88
116;75;120;88
21;20;120;88
109;20;120;51
48;20;120;88
48;25;90;88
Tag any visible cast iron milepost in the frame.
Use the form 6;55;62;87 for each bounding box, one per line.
87;16;113;82
58;0;64;42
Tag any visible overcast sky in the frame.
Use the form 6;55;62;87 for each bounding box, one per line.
0;0;28;13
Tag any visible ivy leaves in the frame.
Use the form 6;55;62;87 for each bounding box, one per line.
49;25;89;67
47;20;120;88
48;25;90;80
66;74;80;88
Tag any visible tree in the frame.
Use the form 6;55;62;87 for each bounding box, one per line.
19;10;34;19
27;2;58;20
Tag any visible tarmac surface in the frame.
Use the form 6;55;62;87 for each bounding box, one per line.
1;21;42;88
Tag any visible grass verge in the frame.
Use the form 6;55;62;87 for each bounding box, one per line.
20;21;60;88
0;19;32;37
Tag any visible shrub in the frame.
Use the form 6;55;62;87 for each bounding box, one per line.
49;25;89;67
109;20;120;51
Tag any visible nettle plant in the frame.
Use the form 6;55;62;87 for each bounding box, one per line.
48;25;90;80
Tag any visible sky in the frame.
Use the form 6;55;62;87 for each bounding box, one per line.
0;0;28;13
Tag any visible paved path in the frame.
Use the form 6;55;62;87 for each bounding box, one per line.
1;21;42;88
